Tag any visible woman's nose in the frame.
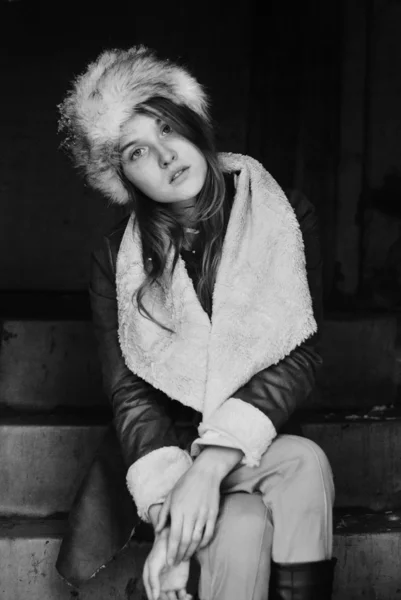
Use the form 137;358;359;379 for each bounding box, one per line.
158;145;177;168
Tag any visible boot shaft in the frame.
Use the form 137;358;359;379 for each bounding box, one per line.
269;558;337;600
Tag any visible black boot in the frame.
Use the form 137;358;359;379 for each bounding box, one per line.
269;558;337;599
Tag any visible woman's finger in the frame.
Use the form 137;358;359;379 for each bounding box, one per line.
167;592;178;600
177;590;188;600
155;494;172;533
166;515;183;566
198;512;218;550
143;559;153;600
174;518;197;564
181;520;205;562
148;559;161;600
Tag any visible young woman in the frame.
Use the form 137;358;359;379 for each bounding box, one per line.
56;45;336;600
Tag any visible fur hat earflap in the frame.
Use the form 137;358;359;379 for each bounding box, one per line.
58;45;210;204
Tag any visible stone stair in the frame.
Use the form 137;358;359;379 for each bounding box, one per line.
1;308;401;599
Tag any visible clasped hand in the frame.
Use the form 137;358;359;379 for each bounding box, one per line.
143;463;222;600
143;527;192;600
156;463;221;565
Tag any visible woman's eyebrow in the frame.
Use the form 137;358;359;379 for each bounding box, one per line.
120;119;163;154
120;139;139;154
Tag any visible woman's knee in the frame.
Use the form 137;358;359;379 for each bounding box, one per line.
280;435;335;505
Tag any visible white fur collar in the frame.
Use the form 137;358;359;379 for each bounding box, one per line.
116;153;316;419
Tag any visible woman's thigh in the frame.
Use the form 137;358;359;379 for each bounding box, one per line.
220;434;335;562
222;434;334;503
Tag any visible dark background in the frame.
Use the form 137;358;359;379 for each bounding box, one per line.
1;0;400;315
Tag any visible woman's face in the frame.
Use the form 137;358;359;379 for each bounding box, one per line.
119;113;208;208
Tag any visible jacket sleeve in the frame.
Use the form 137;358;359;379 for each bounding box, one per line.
191;191;323;467
89;234;192;521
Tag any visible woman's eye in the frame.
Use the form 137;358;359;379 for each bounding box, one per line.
130;148;146;161
161;123;172;135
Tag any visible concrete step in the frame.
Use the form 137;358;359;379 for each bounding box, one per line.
303;406;401;511
1;410;401;517
0;517;151;600
0;417;106;517
332;510;401;599
1;313;400;411
1;511;400;600
0;320;106;411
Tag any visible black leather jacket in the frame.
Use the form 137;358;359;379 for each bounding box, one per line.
89;188;323;470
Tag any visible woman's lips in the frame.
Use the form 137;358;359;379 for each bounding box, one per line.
170;166;190;184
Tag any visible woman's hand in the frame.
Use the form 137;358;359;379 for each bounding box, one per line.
155;460;222;566
143;528;192;600
155;446;243;567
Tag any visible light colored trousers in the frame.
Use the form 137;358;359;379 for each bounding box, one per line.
195;434;335;600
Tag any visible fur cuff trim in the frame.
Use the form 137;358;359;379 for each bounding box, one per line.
126;446;193;522
191;398;277;467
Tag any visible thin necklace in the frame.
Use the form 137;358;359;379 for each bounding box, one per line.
183;227;199;254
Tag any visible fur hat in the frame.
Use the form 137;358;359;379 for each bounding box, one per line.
58;45;210;205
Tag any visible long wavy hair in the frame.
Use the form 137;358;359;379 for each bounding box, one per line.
120;96;231;331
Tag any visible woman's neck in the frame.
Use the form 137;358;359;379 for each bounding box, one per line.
169;198;198;228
